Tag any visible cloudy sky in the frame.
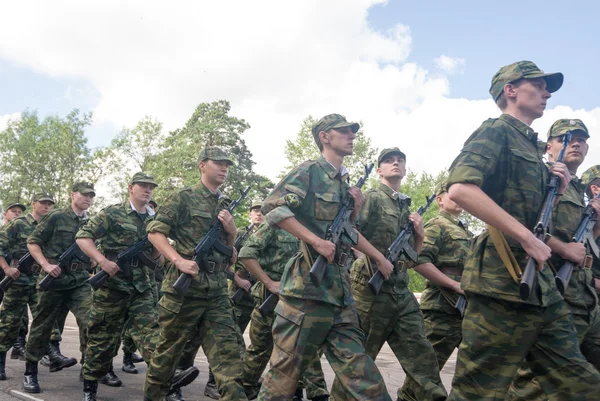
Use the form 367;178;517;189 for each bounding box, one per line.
1;0;599;191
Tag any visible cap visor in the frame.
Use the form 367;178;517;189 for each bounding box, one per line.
541;72;563;93
133;180;158;187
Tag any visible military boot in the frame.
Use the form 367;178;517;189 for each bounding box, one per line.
293;387;304;401
82;379;98;401
203;367;219;399
46;341;77;372
121;352;138;374
39;354;50;367
131;352;143;363
166;387;185;401
10;333;26;361
171;367;199;391
23;361;40;393
0;352;6;380
311;396;330;401
99;365;122;387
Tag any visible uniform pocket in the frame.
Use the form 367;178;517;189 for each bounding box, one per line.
314;192;340;221
272;300;305;357
159;293;183;314
115;222;139;246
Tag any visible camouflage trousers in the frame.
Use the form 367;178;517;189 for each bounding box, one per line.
83;286;159;380
144;292;246;401
243;300;329;398
447;294;600;401
422;308;463;371
258;296;391;401
506;302;600;401
0;284;63;352
233;302;253;339
331;289;447;401
25;284;92;361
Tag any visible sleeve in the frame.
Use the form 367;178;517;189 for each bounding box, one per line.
263;165;310;227
146;191;182;236
27;211;57;246
416;219;443;266
239;223;274;261
0;228;9;258
76;208;110;240
356;190;377;239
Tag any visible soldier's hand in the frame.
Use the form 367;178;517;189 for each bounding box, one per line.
312;239;336;263
559;242;586;265
99;259;120;277
218;210;237;236
4;267;20;280
233;275;252;292
521;234;551;271
451;281;465;295
266;280;280;295
175;258;199;276
42;263;62;278
348;186;365;211
374;255;393;280
549;162;571;195
230;247;238;265
409;212;424;238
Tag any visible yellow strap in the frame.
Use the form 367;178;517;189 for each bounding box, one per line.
363;253;375;277
300;241;314;267
487;225;522;284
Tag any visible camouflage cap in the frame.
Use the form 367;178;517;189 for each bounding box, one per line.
436;182;447;196
4;201;26;212
250;200;263;211
72;182;96;196
489;61;563;101
547;119;589;139
197;147;234;166
32;192;55;204
130;172;158;187
312;114;360;147
378;147;406;166
581;165;600;187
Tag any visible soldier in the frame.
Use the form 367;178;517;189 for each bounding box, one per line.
2;201;25;224
240;222;329;401
257;114;394;401
24;182;96;393
412;184;472;374
143;147;248;401
583;165;600;295
507;119;600;399
330;147;447;401
445;61;600;400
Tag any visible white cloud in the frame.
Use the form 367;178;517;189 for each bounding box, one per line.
0;113;20;132
434;55;466;75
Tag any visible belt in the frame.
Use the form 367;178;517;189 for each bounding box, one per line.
48;259;88;272
11;259;42;275
439;266;462;276
105;252;141;267
180;255;226;274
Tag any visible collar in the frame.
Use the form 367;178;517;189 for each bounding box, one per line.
316;155;349;180
197;181;222;199
499;114;538;144
128;200;155;216
440;210;459;224
379;182;401;200
68;206;88;220
26;213;38;225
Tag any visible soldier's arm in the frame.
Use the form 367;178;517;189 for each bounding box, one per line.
0;226;17;278
546;236;585;265
76;209;120;276
27;213;61;277
240;225;278;293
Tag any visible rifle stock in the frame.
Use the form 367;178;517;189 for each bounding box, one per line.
0;252;34;291
258;292;279;318
39;242;90;291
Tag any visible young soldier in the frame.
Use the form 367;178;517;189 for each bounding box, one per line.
507;119;600;399
257;114;394;401
445;61;600;400
330;148;447;401
413;183;472;376
240;222;329;401
583;165;600;295
144;147;248;401
24;183;97;393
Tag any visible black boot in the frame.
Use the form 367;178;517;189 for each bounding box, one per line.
40;354;50;367
311;396;330;401
46;341;77;372
82;379;98;401
171;366;199;391
293;387;304;401
99;366;122;387
131;352;143;363
0;352;6;380
166;387;185;401
121;352;138;374
10;333;26;361
203;367;219;399
23;361;40;393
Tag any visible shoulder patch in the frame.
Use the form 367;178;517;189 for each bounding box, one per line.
284;193;300;208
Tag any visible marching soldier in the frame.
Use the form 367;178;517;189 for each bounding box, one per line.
583;165;600;295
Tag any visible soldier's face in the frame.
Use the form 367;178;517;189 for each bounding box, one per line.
547;133;588;170
129;183;155;205
201;160;229;186
32;201;53;217
377;155;406;180
512;78;551;120
71;192;94;211
3;206;23;222
249;207;264;225
437;192;463;215
321;127;355;157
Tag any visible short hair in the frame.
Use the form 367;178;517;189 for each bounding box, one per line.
586;178;600;199
495;79;525;111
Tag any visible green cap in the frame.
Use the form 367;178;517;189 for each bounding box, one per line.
72;182;96;196
130;172;158;187
197;147;234;166
377;147;406;166
581;165;600;187
32;192;55;204
312;114;360;147
547;119;589;139
436;182;447;196
4;201;26;212
250;200;263;211
489;61;563;101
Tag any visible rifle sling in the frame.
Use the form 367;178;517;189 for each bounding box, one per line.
487;225;522;284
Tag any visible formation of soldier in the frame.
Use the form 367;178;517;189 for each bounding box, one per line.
0;58;599;401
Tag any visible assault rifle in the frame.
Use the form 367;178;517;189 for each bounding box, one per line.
555;192;600;294
172;186;251;295
38;242;91;291
368;193;436;295
231;224;257;303
0;252;35;291
519;132;572;300
88;236;150;290
455;295;466;317
309;163;374;287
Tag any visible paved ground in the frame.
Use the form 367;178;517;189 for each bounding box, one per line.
0;312;456;401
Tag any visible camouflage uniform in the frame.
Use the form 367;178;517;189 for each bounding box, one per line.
417;210;472;372
240;222;328;399
445;61;600;401
77;198;159;381
144;149;246;401
583;165;600;298
507;120;600;400
331;180;447;401
229;225;256;336
258;121;391;401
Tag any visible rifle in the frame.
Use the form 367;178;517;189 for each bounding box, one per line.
258;291;278;318
309;163;375;287
172;186;251;295
88;236;150;290
0;252;35;291
368;193;436;295
519;132;572;300
231;224;257;303
555;192;600;294
38;242;91;291
455;295;466;317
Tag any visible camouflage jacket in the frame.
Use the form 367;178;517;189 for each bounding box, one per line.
350;183;413;301
418;211;473;312
0;214;40;286
550;176;597;314
238;222;299;303
27;206;92;290
229;225;257;306
446;113;562;306
76;200;154;294
263;154;353;306
146;182;231;299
